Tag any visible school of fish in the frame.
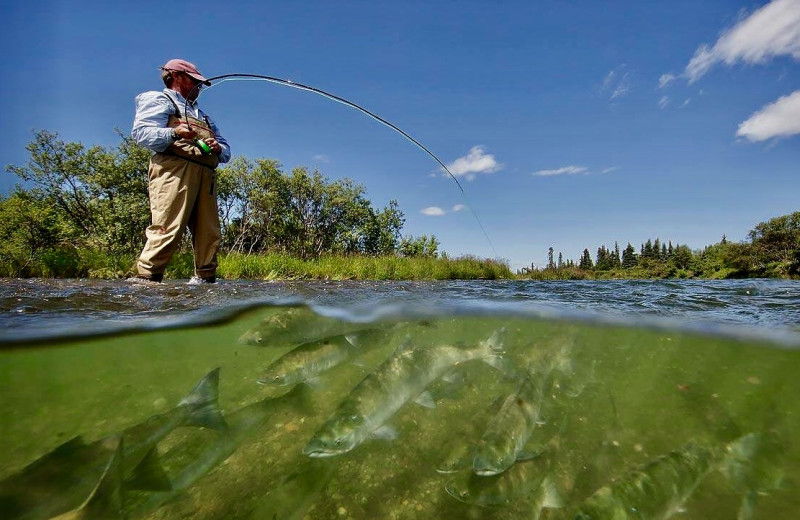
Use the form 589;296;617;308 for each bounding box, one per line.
0;305;789;520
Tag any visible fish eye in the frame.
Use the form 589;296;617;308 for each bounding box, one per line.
335;438;342;446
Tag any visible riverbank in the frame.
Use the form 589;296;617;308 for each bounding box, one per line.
1;249;513;281
520;264;798;280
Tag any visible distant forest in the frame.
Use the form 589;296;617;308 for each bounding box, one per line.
521;211;800;280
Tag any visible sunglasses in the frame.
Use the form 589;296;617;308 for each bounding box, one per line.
182;72;204;90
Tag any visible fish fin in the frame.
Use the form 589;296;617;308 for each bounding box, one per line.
414;391;436;409
126;447;172;491
482;354;517;378
435;462;468;475
67;435;124;520
540;476;564;509
441;370;462;385
432;374;466;401
245;458;337;520
516;451;539;461
392;335;414;355
344;333;359;346
483;327;507;353
179;367;229;432
304;377;325;391
54;435;87;453
28;436;87;469
17;437;91;478
371;425;398;441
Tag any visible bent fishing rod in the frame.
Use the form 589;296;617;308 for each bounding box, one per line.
183;73;498;257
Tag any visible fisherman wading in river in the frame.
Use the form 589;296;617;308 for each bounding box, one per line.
129;59;230;284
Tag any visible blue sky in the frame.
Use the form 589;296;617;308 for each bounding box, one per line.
2;0;798;270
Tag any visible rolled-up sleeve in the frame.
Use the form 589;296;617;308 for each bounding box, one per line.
131;92;175;152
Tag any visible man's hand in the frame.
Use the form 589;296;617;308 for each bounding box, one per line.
173;123;197;140
202;137;223;155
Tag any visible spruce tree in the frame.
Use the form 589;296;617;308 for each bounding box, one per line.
622;242;638;268
579;248;594;269
643;239;654;258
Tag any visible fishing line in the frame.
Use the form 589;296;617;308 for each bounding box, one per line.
184;73;499;258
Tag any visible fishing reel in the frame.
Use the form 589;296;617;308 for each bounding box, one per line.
194;139;212;155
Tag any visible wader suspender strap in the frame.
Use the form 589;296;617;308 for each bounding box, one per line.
161;92;217;184
162;92;214;131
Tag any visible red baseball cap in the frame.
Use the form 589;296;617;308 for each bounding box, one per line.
162;59;211;86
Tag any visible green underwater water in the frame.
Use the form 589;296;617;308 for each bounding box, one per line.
1;304;799;519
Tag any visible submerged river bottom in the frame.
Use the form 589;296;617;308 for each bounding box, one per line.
1;297;799;519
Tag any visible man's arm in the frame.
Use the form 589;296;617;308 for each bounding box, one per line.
131;91;177;153
205;117;231;164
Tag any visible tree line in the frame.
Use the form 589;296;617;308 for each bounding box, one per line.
523;214;800;279
0;131;441;277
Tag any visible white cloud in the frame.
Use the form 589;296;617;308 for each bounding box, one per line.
659;73;676;89
685;0;800;83
658;96;670;109
420;206;446;216
681;98;692;108
312;154;330;163
737;89;800;141
421;204;468;216
445;146;502;180
601;65;632;99
533;165;589;177
601;166;618;174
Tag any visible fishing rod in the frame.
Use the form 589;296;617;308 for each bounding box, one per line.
182;73;498;257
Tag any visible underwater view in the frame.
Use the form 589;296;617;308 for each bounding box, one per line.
1;279;799;519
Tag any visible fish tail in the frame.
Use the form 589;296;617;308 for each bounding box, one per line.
479;327;516;376
178;367;229;432
721;430;786;512
540;475;564;509
737;490;758;520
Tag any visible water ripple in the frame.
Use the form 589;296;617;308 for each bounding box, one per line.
1;278;799;346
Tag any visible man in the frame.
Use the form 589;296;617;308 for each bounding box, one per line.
130;58;230;284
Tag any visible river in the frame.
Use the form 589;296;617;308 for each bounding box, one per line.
1;278;798;519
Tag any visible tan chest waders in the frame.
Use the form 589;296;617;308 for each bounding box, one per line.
136;92;221;280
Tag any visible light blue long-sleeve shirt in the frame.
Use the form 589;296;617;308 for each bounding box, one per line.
131;88;231;164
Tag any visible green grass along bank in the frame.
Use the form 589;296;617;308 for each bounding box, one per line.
1;249;513;281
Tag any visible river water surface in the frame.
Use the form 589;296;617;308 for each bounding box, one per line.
1;278;799;519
